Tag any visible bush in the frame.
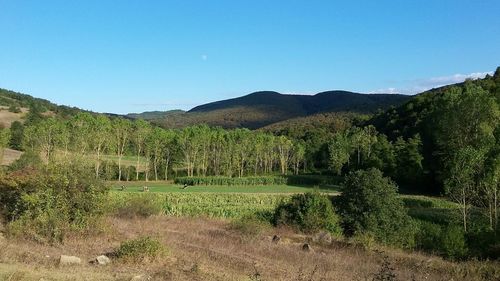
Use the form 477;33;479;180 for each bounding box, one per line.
415;221;442;253
466;229;500;259
8;151;43;171
174;176;287;186
228;214;270;239
174;175;340;186
273;192;342;235
440;225;467;260
114;194;163;218
338;168;416;248
0;160;109;243
8;105;21;113
115;236;167;262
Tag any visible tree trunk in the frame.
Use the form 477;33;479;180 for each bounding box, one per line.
164;158;170;181
118;155;122;181
136;154;140;181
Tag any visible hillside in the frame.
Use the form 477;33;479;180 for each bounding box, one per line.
369;68;500;142
126;109;185;120
148;91;411;129
0;88;91;124
368;67;500;192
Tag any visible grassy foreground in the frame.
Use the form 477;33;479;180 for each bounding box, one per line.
1;216;499;281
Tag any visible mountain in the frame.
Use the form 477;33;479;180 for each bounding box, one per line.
148;91;411;129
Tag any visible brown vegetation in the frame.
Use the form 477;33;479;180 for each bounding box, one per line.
1;148;23;166
0;106;28;128
1;216;498;281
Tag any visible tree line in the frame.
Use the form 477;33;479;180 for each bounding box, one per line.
2;113;305;180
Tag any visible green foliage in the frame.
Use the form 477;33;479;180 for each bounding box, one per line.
393;135;423;188
8;105;21;113
370;75;500;195
273;192;342;235
0;159;109;243
414;221;443;253
440;225;468;260
113;193;163;218
328;132;350;175
115;236;167;262
110;192;287;219
8;151;43;171
0;127;10;149
228;214;270;239
174;176;287;186
174;175;338;186
8;121;24;150
338;169;415;248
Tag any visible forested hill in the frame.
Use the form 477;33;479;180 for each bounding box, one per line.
147;91;410;129
368;67;500;193
190;90;409;114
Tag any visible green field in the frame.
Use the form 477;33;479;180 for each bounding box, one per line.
110;181;340;194
109;182;465;225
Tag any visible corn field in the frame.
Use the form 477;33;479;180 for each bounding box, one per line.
110;192;291;219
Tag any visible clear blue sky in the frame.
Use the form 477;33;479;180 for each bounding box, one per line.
1;1;499;114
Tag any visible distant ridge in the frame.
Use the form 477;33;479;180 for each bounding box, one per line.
146;90;411;129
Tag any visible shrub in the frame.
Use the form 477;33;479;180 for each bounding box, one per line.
273;192;342;235
338;168;416;248
8;105;21;113
114;193;163;218
440;225;467;260
0;159;109;243
174;176;287;186
115;236;167;262
8;151;43;171
174;175;340;186
466;229;500;259
228;214;270;239
415;221;442;252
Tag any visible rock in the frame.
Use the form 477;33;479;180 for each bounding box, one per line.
95;255;111;265
272;235;281;244
130;274;152;281
302;243;313;252
59;255;82;266
313;231;333;245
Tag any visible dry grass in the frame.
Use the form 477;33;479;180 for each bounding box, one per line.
0;216;498;281
1;149;23;166
0;106;28;128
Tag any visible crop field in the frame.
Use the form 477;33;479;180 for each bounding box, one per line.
109;191;291;219
109;183;462;225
